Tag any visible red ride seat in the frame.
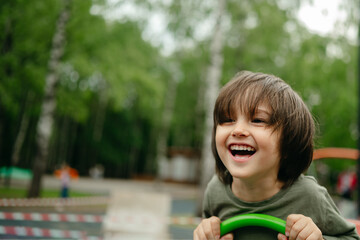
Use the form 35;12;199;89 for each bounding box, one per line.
347;219;360;235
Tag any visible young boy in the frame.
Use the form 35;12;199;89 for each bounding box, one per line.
193;71;359;240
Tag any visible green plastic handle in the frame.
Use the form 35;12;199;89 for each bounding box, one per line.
220;213;286;236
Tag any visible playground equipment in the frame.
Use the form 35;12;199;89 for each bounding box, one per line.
220;213;285;236
312;148;359;161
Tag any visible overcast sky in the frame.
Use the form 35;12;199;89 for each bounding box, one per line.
92;0;357;55
297;0;357;42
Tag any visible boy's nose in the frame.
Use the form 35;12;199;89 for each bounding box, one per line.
232;130;250;137
231;123;250;137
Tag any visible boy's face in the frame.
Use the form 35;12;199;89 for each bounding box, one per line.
215;103;282;185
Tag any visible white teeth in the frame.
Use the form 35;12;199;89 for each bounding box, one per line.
230;145;255;151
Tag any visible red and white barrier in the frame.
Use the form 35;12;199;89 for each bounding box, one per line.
0;211;201;239
0;226;102;240
0;196;109;207
0;212;103;223
0;211;200;225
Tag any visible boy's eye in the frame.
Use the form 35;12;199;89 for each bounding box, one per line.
224;118;235;122
252;118;266;124
221;117;235;124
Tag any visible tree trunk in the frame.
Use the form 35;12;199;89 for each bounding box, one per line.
93;77;108;143
197;0;226;215
11;91;34;166
59;116;70;164
5;92;34;188
155;67;179;180
27;0;71;198
90;76;108;167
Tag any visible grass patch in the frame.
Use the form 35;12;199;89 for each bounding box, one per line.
0;186;94;198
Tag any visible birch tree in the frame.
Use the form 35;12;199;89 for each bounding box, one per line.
197;0;226;213
27;0;71;197
156;64;180;180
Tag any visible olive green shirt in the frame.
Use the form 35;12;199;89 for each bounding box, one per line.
203;175;360;239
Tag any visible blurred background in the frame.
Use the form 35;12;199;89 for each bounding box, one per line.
0;0;359;238
1;0;358;190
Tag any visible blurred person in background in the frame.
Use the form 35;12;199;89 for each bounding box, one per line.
54;163;78;198
336;167;357;219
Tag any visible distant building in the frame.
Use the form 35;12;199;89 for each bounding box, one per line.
158;147;200;184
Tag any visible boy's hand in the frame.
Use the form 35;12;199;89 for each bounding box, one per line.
277;214;323;240
193;216;233;240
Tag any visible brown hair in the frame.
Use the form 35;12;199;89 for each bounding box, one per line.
212;71;315;187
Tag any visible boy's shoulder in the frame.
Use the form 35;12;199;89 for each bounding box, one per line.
290;174;328;197
207;174;226;188
205;175;228;195
294;174;321;187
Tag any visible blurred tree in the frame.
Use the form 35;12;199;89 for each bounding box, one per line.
155;63;180;180
0;0;62;172
57;0;168;177
11;91;35;166
28;0;71;198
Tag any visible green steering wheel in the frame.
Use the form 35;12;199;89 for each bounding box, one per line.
220;213;286;237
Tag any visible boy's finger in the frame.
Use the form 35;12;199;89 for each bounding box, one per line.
197;229;207;240
194;222;208;240
202;217;221;239
295;225;313;240
285;214;303;237
287;215;310;240
277;233;288;240
220;232;234;240
209;216;221;238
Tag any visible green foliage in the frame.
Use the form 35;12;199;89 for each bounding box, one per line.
168;50;208;148
0;0;60;117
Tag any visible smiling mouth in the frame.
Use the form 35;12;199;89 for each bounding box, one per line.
229;145;256;157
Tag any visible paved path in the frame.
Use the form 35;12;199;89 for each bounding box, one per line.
2;176;200;239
